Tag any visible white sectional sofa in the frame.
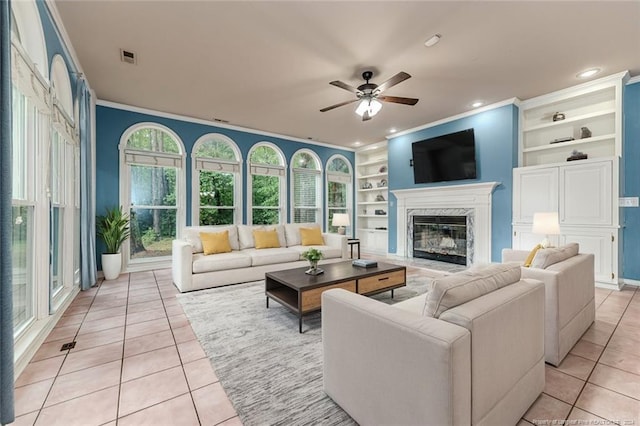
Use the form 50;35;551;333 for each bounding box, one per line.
172;223;348;292
322;263;545;426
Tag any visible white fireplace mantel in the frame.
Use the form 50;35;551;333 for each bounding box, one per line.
391;182;500;263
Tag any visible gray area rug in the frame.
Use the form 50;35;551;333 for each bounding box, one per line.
178;273;439;426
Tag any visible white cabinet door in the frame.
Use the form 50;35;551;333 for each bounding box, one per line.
560;229;615;284
513;167;559;223
512;225;559;250
560;160;612;226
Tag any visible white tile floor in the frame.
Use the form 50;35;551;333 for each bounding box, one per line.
11;261;640;425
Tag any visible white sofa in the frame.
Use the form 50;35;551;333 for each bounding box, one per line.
172;223;348;292
322;263;545;426
503;243;595;366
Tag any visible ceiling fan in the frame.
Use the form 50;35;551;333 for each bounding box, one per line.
320;71;419;121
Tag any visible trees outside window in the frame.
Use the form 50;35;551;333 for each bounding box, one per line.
192;135;241;226
248;143;286;225
291;150;322;224
121;125;185;264
326;155;353;233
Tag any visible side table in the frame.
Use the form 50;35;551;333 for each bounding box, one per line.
347;239;360;259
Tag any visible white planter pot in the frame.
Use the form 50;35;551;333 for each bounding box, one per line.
102;253;122;281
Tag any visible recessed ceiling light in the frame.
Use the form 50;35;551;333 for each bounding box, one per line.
471;101;483;108
424;34;441;47
389;128;397;133
577;68;601;79
354;141;361;146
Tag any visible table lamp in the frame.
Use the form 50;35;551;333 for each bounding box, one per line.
332;213;350;235
531;212;560;248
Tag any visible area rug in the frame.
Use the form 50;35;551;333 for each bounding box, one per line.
177;273;438;426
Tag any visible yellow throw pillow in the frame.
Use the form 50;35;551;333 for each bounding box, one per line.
300;227;324;246
200;230;232;255
253;229;281;249
524;244;543;267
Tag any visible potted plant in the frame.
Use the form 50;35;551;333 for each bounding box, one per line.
301;248;324;275
97;206;130;280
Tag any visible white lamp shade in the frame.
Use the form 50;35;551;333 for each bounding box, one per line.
332;213;350;227
532;212;560;235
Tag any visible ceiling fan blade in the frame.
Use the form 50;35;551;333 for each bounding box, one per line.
362;110;372;121
378;95;419;105
319;98;358;112
329;80;361;94
375;72;411;94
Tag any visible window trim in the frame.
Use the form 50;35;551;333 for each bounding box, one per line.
191;133;243;226
119;123;186;270
247;142;287;225
325;154;353;234
289;149;322;226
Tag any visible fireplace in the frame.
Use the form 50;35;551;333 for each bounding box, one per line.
413;215;467;265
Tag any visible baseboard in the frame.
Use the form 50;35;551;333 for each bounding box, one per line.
595;282;624;291
620;278;640;288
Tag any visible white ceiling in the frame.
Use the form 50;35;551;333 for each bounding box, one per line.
54;1;640;149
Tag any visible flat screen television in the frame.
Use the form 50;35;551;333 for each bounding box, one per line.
411;128;477;184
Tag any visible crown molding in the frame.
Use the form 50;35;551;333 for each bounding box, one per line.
388;98;520;139
96;99;355;152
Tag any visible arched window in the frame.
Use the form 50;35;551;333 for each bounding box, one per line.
49;55;79;308
247;143;286;225
10;0;50;336
192;134;242;226
326;155;353;234
120;124;185;267
290;149;322;224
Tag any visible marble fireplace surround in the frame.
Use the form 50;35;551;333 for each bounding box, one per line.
391;182;500;265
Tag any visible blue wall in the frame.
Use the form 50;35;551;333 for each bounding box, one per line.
95;105;355;258
623;81;640;280
37;1;81;96
387;104;519;262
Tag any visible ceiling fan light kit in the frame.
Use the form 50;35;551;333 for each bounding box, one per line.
355;97;383;118
321;70;419;121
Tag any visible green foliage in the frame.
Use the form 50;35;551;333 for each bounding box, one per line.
250;146;281;165
127;128;179;153
141;228;159;246
195;139;236;160
97;206;130;254
301;248;324;263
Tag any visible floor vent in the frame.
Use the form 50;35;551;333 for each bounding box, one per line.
60;341;76;351
120;49;137;64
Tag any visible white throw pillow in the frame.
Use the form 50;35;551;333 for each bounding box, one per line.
423;262;521;318
183;225;239;253
238;224;286;250
530;243;579;269
284;222;320;247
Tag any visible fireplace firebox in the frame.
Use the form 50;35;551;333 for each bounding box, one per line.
412;215;467;265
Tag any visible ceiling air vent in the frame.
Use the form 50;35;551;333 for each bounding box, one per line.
120;49;137;64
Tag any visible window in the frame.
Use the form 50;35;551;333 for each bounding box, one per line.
121;125;185;265
49;54;79;312
248;143;286;225
192;134;241;226
11;87;36;334
290;150;322;224
326;155;353;233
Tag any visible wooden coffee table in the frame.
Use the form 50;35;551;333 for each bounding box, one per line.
265;261;406;332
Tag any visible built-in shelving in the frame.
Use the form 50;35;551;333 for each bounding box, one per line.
355;142;389;254
514;71;628;287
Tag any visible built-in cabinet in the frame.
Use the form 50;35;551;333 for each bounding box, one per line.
513;158;619;285
355;143;388;254
513;71;628;287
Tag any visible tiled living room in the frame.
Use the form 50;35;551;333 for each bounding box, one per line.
3;1;640;425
